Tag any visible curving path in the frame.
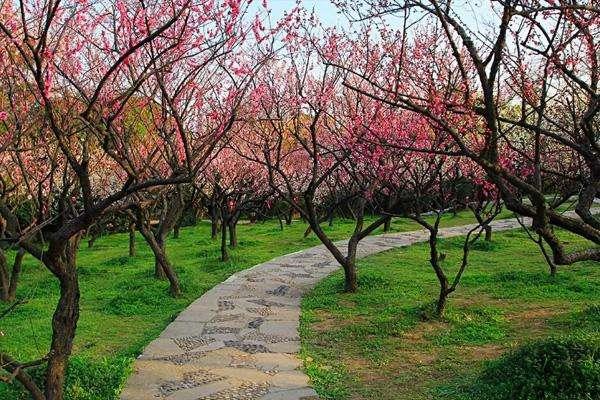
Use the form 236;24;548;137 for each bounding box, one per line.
119;217;532;400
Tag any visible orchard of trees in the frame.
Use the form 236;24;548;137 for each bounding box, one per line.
0;0;597;399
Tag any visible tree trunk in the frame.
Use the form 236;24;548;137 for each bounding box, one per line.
211;215;219;240
343;238;359;293
484;225;492;241
425;220;451;318
128;223;136;257
87;236;97;248
228;221;238;248
436;287;449;317
7;248;24;301
0;247;24;302
342;259;358;293
173;222;180;239
153;237;167;279
303;225;313;238
44;240;81;400
136;218;181;296
146;236;180;296
285;209;293;225
86;224;100;248
383;217;391;233
220;219;229;262
155;247;180;296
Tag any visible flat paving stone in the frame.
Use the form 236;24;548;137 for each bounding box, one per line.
120;216;549;399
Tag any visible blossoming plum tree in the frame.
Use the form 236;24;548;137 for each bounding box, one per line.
331;0;599;266
0;0;255;397
235;27;395;292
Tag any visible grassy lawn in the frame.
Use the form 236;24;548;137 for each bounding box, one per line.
0;210;503;398
300;229;600;400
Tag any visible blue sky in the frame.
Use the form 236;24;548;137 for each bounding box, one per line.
265;0;346;25
261;0;499;33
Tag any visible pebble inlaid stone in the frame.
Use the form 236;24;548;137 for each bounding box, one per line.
246;307;274;317
243;330;300;344
271;276;296;285
282;272;314;279
247;299;287;308
155;351;207;365
230;353;257;368
217;299;235;311
266;285;289;296
171;336;215;352
224;340;272;354
312;261;331;268
211;314;243;323
279;263;305;269
156;369;224;397
203;326;241;335
220;294;257;300
248;317;265;329
196;382;270;400
246;276;266;282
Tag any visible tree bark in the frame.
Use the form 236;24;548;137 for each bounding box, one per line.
436;287;450;317
484;225;492;241
422;217;452;318
128;222;136;257
342;259;358;292
144;233;180;295
209;205;219;240
211;219;219;240
153;237;167;279
228;220;238;248
86;222;101;248
303;225;313;238
383;217;391;233
0;247;24;302
343;236;360;293
44;238;81;400
135;213;181;296
220;219;229;262
431;256;450;317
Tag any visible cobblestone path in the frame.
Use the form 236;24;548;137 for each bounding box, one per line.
120;217;532;400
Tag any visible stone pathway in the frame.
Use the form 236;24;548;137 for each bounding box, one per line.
118;216;545;400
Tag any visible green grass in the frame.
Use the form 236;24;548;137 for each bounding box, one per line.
300;230;600;400
0;210;504;398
